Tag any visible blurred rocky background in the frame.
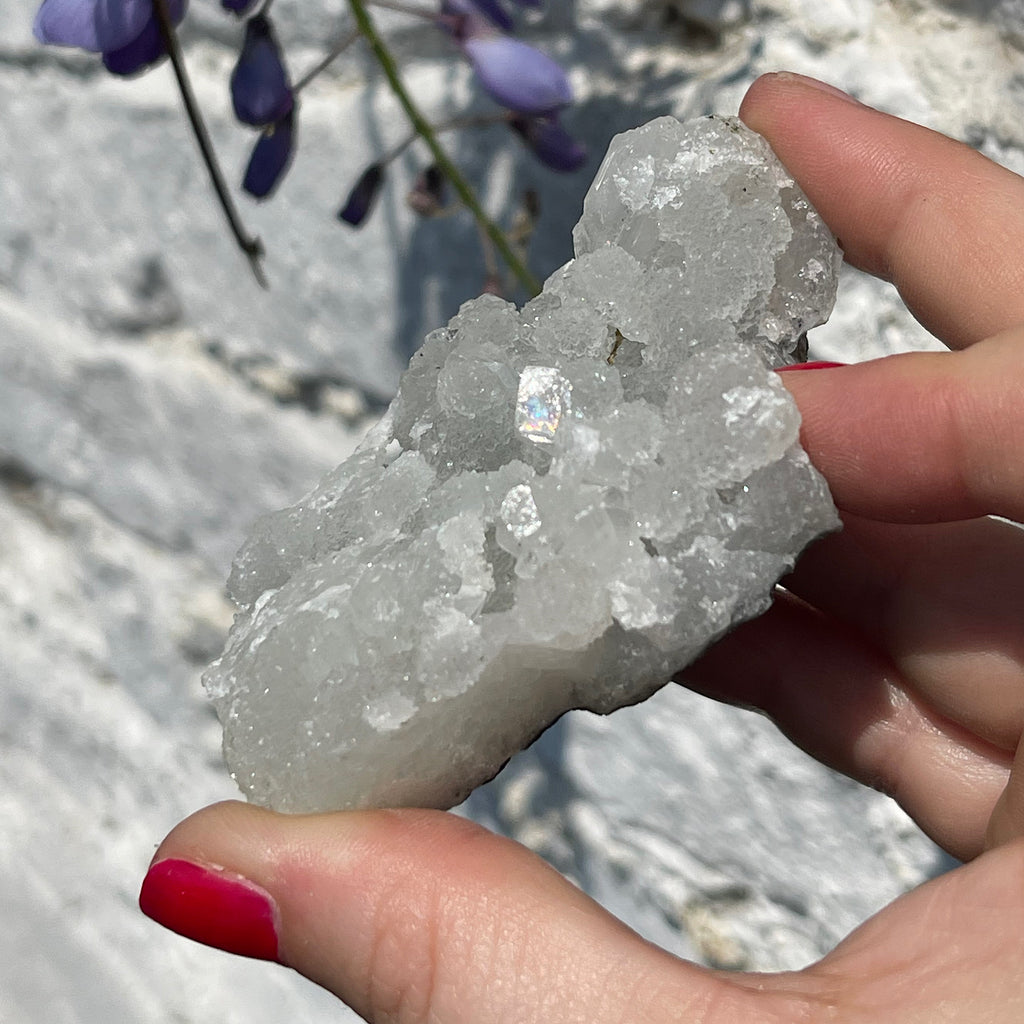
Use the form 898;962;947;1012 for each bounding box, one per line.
1;1;1020;1020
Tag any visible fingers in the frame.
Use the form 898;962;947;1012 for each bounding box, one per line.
740;72;1024;348
988;740;1024;851
141;804;1024;1023
139;802;819;1024
681;590;1010;862
809;837;1024;1017
777;329;1024;524
743;76;1024;858
785;515;1024;753
681;511;1024;859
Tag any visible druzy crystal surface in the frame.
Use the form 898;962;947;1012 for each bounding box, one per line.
205;116;842;813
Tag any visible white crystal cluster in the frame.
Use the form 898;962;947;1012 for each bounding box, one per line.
205;116;842;813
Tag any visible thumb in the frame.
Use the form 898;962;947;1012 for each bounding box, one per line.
778;327;1024;524
138;801;816;1024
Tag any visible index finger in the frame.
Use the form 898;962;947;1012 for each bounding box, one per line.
740;73;1024;349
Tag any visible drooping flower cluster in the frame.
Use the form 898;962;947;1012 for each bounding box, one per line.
225;9;297;199
32;0;586;291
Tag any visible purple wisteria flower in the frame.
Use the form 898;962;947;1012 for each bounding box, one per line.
462;34;571;114
446;0;542;32
338;163;385;227
460;0;514;31
510;113;587;171
221;0;259;14
231;14;294;126
440;0;536;34
35;0;153;51
33;0;584;286
34;0;187;75
230;12;297;198
440;0;572;115
243;110;297;199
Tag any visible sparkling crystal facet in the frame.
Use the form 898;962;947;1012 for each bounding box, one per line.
500;483;542;540
516;365;572;444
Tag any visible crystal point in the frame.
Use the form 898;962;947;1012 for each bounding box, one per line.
205;115;842;813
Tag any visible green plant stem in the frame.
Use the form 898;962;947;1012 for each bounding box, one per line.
152;0;268;288
346;0;541;296
382;111;511;165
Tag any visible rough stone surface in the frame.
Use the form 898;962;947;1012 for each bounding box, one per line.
206;116;840;814
3;2;1019;1020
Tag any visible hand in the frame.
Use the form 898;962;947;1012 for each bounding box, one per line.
141;74;1024;1022
687;71;1024;863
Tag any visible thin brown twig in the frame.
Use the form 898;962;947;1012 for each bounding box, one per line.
152;0;268;288
293;26;361;94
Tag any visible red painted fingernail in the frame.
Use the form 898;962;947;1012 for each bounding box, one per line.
139;859;280;961
776;360;847;372
772;72;865;106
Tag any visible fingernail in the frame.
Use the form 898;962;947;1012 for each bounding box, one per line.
139;858;280;961
772;72;864;106
776;360;847;372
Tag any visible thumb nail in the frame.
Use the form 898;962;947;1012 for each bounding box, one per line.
776;360;847;372
139;858;281;962
771;73;864;106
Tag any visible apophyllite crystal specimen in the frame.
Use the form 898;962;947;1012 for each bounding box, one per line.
205;116;842;813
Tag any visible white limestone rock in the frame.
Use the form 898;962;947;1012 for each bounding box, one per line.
205;116;842;813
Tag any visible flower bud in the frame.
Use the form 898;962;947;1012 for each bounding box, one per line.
462;35;571;114
509;113;587;172
243;110;297;199
338;163;385;227
231;14;294;127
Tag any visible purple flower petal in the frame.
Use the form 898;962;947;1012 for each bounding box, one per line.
34;0;155;53
463;36;571;114
466;0;513;31
102;14;162;73
231;14;293;127
338;163;385;227
510;113;587;172
243;109;297;199
101;0;187;76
